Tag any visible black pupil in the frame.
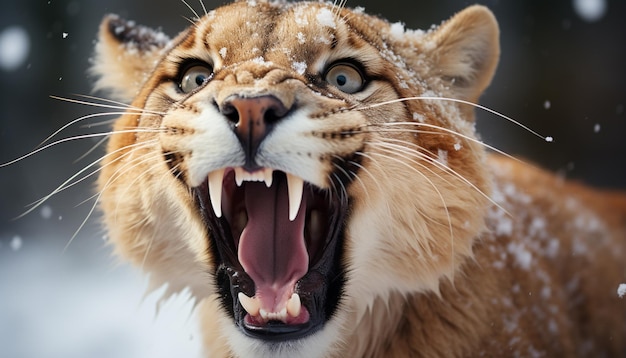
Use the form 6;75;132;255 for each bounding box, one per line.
336;74;347;86
195;74;206;86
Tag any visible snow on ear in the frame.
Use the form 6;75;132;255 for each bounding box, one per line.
428;5;500;103
90;15;171;103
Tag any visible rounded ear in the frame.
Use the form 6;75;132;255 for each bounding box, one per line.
90;15;171;103
427;5;500;103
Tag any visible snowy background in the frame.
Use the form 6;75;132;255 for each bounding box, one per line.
0;0;624;357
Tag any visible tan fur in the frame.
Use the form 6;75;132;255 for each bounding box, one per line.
92;1;626;357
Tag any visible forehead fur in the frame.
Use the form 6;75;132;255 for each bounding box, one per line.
166;1;394;74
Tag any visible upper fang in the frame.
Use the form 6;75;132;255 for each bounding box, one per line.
286;173;304;221
208;169;225;217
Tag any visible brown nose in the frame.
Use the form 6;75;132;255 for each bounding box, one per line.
221;95;289;169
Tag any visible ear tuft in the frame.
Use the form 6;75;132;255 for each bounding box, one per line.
90;15;171;103
105;15;171;52
428;5;500;103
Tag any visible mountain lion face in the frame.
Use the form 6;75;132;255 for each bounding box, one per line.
93;1;501;356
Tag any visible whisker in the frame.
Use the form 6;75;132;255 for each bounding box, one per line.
358;122;524;165
182;15;198;26
73;136;108;164
20;140;158;218
198;0;208;16
38;111;154;148
0;129;163;168
353;96;553;142
63;143;160;252
75;141;161;206
180;0;200;20
72;94;139;109
331;159;352;201
348;153;386;203
79;118;118;128
372;138;510;216
333;156;372;203
332;0;348;20
330;171;348;206
365;150;453;258
50;95;165;115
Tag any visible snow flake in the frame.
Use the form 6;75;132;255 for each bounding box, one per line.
218;47;227;59
593;123;600;133
294;7;309;27
493;211;513;236
292;61;307;75
389;22;405;39
40;205;53;220
437;149;448;167
296;32;306;44
545;239;560;258
412;112;425;123
316;8;336;29
548;319;559;334
507;242;532;270
543;100;551;110
0;26;30;71
314;35;332;45
10;236;22;251
573;0;607;22
251;56;272;67
618;284;626;298
62;32;68;39
528;217;546;237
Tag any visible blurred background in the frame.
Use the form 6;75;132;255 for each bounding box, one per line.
0;0;624;357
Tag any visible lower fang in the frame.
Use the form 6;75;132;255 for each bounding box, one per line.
286;293;302;318
238;292;260;316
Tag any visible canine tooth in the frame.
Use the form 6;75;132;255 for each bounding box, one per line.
234;167;245;186
286;173;304;221
208;169;225;217
286;293;302;318
238;292;260;316
263;168;273;188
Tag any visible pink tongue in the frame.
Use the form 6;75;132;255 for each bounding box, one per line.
238;180;308;313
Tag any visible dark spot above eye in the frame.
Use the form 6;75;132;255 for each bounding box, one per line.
330;37;338;49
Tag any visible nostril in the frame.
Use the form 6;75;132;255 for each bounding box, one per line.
220;102;239;124
265;106;286;124
267;100;289;121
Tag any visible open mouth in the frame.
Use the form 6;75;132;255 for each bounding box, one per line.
194;168;347;341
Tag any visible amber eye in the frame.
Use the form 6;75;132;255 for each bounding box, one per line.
324;62;365;94
180;64;213;93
